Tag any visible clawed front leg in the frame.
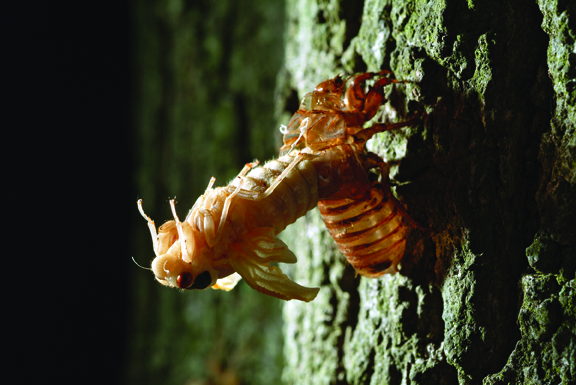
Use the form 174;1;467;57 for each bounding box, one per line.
345;70;402;116
236;152;317;202
353;114;423;147
362;152;430;231
362;74;406;121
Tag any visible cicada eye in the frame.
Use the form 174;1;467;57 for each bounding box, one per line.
190;271;212;290
177;272;194;289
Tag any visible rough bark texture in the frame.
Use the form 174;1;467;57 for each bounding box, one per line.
278;1;575;384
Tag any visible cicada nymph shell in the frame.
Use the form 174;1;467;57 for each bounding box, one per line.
279;70;423;277
138;71;422;301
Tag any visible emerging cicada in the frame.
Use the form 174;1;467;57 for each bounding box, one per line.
138;71;421;302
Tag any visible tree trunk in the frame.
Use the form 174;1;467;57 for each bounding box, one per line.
278;1;575;384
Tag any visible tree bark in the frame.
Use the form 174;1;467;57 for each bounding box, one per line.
278;1;575;384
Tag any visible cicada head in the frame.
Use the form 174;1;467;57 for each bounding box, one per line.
138;200;219;291
150;220;219;290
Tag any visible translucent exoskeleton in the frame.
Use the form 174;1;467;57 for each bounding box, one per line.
138;71;422;302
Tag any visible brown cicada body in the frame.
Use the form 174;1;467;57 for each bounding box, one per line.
280;71;422;277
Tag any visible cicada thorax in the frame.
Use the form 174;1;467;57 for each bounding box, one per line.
280;91;351;155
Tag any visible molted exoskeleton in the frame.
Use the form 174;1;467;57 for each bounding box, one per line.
138;71;422;302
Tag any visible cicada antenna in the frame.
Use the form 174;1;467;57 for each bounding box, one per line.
132;256;152;270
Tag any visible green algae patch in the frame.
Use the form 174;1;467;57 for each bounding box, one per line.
484;276;575;385
343;277;453;385
280;210;360;385
281;0;575;384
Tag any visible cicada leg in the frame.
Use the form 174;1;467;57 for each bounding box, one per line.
213;177;245;243
205;177;216;191
345;71;403;115
238;160;260;177
138;199;159;256
169;199;191;257
353;115;423;148
363;74;409;120
362;152;430;231
207;161;260;242
197;178;246;248
236;152;317;202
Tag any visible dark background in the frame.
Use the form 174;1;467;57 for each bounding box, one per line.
8;2;132;383
8;1;287;384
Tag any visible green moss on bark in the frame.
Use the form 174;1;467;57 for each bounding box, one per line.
281;0;574;384
484;275;575;385
281;210;359;385
484;2;576;383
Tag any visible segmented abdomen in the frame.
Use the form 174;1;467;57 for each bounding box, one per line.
318;186;407;277
230;152;319;235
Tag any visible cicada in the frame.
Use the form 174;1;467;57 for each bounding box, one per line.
138;71;421;302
